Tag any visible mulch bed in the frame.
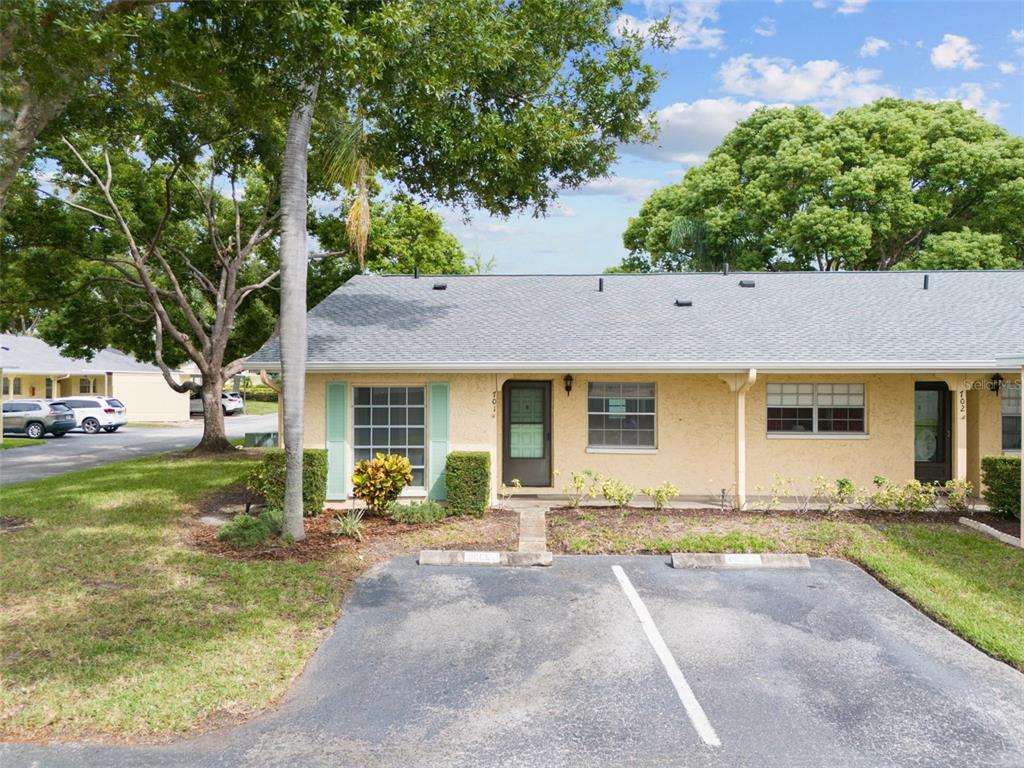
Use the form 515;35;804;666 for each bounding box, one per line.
545;505;1021;555
185;492;519;563
0;517;31;534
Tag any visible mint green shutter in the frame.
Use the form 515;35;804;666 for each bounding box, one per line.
428;382;450;500
326;382;348;499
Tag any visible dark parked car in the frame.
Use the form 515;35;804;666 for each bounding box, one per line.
2;400;77;438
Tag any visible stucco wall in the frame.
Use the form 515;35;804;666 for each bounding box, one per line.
967;382;1011;491
110;372;189;422
303;371;1005;502
1;373;104;400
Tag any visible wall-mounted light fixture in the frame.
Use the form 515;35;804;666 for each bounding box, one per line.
990;372;1004;393
563;373;574;396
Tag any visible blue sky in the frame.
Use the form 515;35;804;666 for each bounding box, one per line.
432;0;1024;274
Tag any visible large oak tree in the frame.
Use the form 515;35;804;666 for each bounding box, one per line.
620;99;1024;273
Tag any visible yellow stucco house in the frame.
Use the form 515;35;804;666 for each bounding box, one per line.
0;334;189;422
248;271;1022;508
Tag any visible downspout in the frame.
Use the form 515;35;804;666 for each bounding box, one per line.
725;369;757;510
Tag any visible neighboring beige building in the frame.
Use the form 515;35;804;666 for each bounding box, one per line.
0;334;189;422
249;271;1022;507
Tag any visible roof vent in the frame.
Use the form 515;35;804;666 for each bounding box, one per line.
739;279;755;288
414;266;420;279
722;261;729;276
923;274;929;290
433;283;447;291
675;299;693;307
598;277;604;293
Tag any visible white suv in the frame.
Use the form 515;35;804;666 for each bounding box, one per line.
51;396;128;434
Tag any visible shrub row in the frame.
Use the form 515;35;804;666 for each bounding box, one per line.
246;449;327;517
239;383;280;402
982;455;1021;519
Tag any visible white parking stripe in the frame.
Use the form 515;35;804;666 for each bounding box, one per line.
611;565;721;747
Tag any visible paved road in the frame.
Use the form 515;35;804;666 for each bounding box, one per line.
3;556;1022;767
0;414;277;486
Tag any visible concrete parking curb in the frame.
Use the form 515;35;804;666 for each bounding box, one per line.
671;552;810;569
419;550;553;567
958;517;1022;548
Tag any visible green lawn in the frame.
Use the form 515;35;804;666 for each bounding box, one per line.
0;436;46;450
241;400;278;416
0;452;349;741
848;524;1024;670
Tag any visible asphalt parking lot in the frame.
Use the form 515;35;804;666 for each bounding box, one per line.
4;555;1023;768
0;414;277;486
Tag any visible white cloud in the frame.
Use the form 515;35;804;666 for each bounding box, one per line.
811;0;868;13
913;83;1005;122
623;97;773;165
483;222;515;235
547;202;576;218
612;2;724;51
717;54;896;108
567;176;662;201
859;37;890;58
1010;29;1024;43
753;17;776;38
998;61;1018;74
930;34;981;70
837;0;868;14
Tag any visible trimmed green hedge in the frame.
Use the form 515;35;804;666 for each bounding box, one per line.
445;451;490;516
981;455;1021;519
247;449;328;517
240;384;279;403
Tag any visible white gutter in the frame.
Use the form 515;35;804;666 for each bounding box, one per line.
246;359;1021;374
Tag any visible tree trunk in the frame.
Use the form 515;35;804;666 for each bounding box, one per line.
0;89;71;212
278;85;318;542
193;375;234;453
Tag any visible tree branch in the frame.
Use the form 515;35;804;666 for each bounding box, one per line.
154;313;198;393
37;186;115;221
234;269;280;305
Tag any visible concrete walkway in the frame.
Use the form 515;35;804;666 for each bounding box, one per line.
517;507;547;553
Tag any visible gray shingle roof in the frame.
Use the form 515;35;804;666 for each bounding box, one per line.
247;271;1024;372
0;334;169;374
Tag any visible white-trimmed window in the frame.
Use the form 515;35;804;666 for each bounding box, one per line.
12;377;21;395
1003;383;1021;453
79;377;91;394
767;383;865;434
353;386;426;486
587;382;656;449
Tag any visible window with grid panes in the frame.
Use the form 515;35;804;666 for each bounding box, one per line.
353;387;426;486
767;383;865;434
587;382;656;448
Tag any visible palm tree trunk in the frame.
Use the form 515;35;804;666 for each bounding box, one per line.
278;85;318;541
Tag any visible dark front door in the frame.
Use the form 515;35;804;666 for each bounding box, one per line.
502;380;551;487
914;382;951;484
